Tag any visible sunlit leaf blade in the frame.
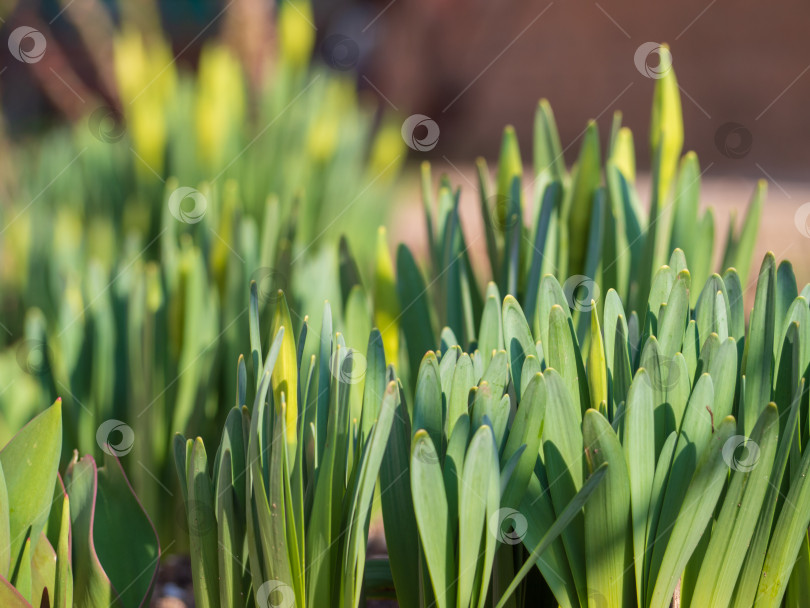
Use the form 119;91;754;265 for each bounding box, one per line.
691;404;778;606
410;431;454;608
583;409;631;607
648;416;735;608
742;253;776;436
0;401;62;580
623;368;655;605
755;415;810;607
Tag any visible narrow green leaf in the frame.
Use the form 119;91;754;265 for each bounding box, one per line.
542;369;586;601
583;409;631;607
648;416;735;607
691;404;779;606
496;464;608;608
756;417;810;607
411;431;454;608
742;253;776;436
623;368;655;605
503;295;538;402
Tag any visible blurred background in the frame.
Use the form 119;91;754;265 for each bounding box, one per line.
3;0;810;177
2;0;808;276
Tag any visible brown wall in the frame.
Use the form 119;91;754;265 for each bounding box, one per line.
366;0;810;180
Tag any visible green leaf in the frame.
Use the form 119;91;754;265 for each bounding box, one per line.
0;575;30;607
648;373;715;577
66;456;114;608
476;158;501;281
397;245;436;379
413;352;443;457
361;331;386;429
496;463;608;608
411;431;454;608
444;414;470;547
774;260;798;360
0;401;61;575
643;431;677;591
695;275;731;346
742;253;776;436
668;152;700;263
12;538;30;603
725;180;766;286
611;125;636;184
547;305;587;420
0;461;9;578
583;409;631;607
564;121;601;277
374;226;401;365
623;368;655;605
502;295;538;402
448;353;474;437
95;452;160;608
457;425;498;608
186;439;219;608
657;270;689;361
732;381;803;608
341;381;397;607
478;289;504;371
53;492;72;608
524;182;561;325
639;337;685;454
542;369;586;602
316;302;333;463
533;99;565;181
495;126;523;220
518;468;578;608
537;275;569;352
501;373;546;509
649;47;683;205
723;269;745;344
587;308;608;415
648;416;735;607
380;388;422;608
691;404;778;606
756;414;810;607
270;291;299;461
